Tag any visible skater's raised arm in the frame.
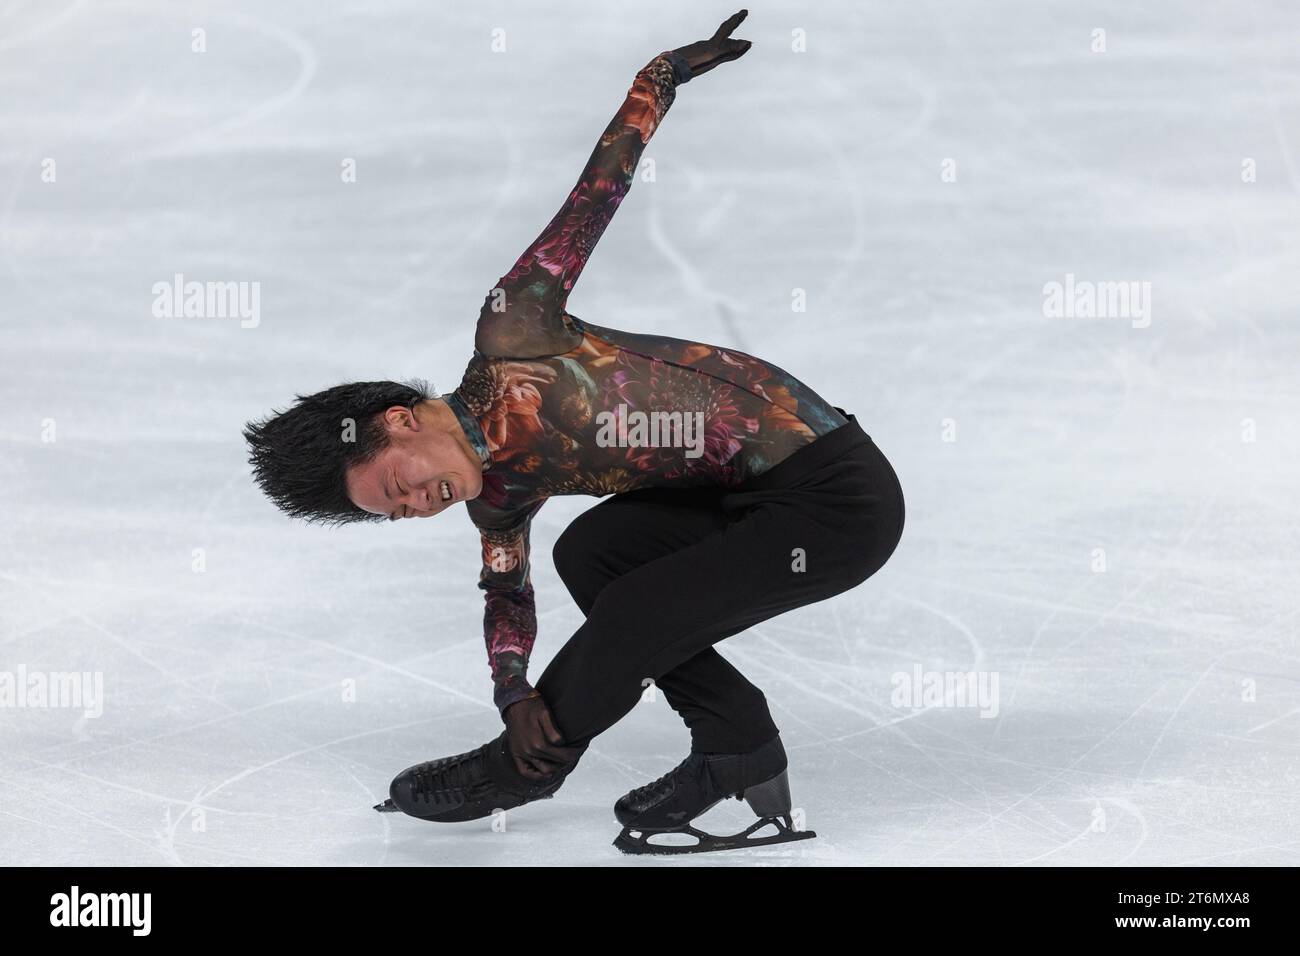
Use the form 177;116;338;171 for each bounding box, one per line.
472;54;688;359
473;11;752;359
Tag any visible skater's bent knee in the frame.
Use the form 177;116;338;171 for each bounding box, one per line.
552;519;603;593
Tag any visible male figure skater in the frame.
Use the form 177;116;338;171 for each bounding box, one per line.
244;11;904;853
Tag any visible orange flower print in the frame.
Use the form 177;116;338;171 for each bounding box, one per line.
482;362;557;464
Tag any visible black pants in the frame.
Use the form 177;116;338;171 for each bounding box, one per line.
536;409;905;754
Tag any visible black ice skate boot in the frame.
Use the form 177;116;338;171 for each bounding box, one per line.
375;730;577;822
612;735;816;854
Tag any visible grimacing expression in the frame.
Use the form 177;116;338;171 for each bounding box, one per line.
345;404;483;520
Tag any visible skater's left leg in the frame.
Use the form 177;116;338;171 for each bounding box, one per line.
653;650;779;753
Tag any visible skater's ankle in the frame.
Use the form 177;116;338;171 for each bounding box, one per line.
692;731;781;756
493;731;584;788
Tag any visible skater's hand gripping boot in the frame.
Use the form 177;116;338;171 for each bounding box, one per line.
671;9;752;80
503;694;584;781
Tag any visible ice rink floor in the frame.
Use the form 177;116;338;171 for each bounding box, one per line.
3;0;1298;865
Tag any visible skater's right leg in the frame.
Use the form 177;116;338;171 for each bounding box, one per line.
539;413;903;750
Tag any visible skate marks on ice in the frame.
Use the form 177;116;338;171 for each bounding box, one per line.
710;567;1300;866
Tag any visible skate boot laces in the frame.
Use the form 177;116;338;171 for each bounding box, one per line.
410;744;493;806
626;753;705;806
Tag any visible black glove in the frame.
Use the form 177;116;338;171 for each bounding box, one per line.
503;694;583;781
672;9;753;79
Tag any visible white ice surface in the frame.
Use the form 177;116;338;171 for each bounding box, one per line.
2;0;1299;866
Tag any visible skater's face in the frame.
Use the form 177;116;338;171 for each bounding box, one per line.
345;401;484;520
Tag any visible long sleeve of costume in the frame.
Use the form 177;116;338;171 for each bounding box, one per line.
468;497;547;715
474;50;693;360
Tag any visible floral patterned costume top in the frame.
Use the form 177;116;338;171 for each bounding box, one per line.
445;51;847;713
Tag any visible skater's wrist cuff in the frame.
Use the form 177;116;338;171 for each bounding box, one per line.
663;50;693;85
494;680;539;715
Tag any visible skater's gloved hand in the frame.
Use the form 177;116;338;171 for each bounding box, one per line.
673;9;752;78
503;694;582;781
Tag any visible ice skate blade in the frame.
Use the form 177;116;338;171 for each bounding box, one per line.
374;791;557;819
613;816;816;856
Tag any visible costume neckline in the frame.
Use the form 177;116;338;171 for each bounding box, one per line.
444;390;492;470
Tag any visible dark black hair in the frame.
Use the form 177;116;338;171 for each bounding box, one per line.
243;379;434;525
